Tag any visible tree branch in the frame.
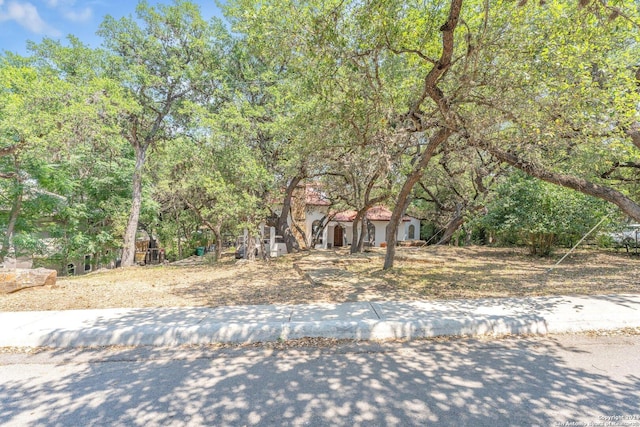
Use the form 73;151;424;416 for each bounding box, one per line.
0;145;18;158
408;0;463;123
483;143;640;222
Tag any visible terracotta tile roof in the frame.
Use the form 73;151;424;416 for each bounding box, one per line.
333;210;357;222
366;205;394;221
332;206;412;223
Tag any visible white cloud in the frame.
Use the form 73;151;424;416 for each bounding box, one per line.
63;6;91;22
0;1;61;36
42;0;92;23
44;0;75;7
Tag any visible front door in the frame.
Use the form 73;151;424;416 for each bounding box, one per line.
333;226;344;247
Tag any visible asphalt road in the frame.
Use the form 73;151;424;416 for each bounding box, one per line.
1;334;639;426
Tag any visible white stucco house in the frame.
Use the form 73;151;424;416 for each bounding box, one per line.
304;201;420;249
260;184;421;256
273;184;421;251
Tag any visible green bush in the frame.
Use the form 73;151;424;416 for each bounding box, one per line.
480;172;613;255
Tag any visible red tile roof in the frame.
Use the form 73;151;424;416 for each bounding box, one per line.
333;206;411;222
366;205;394;221
333;210;357;222
279;183;416;223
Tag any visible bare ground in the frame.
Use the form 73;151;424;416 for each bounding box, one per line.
1;246;639;311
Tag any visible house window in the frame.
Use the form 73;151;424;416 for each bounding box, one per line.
312;220;323;244
67;263;76;276
408;224;416;240
84;255;92;272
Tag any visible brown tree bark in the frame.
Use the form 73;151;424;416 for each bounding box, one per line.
484;145;640;222
436;204;465;245
626;123;640;151
212;223;223;260
384;128;453;269
351;210;366;254
383;0;463;270
351;170;389;254
245;230;257;260
0;145;17;159
277;176;303;253
121;143;148;266
0;187;22;263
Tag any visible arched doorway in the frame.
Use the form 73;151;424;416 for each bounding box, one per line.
333;226;344;247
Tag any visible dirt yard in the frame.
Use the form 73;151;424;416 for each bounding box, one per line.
1;246;639;311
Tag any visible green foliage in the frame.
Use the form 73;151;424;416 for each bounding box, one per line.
467;0;640;187
3;0;640;269
0;41;135;263
153;131;271;251
481;172;614;255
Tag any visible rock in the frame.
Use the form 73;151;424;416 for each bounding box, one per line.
0;268;57;294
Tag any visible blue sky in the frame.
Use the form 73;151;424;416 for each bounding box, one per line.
0;0;224;55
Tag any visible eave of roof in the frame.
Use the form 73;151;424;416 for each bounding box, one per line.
332;206;412;223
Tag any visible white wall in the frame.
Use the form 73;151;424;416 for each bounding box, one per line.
327;224;350;247
293;207;421;249
404;217;421;240
371;221;387;247
344;224;353;246
304;207;329;248
375;218;422;246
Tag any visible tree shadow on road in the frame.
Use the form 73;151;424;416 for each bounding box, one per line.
1;335;638;426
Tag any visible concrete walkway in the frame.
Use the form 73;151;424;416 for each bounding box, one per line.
1;294;639;348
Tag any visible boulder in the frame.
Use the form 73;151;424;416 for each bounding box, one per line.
0;268;57;294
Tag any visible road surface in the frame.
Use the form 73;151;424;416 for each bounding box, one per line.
1;334;639;426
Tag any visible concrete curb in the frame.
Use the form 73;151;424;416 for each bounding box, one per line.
1;294;639;348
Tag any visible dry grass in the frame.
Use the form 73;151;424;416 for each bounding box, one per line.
346;246;640;300
1;246;638;312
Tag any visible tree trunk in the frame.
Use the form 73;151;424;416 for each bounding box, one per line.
290;219;307;249
351;192;390;254
351;218;360;254
350;210;367;254
383;0;462;269
359;219;369;250
437;204;465;245
176;225;183;260
174;206;187;260
0;144;18;159
213;223;223;261
277;176;302;253
246;231;256;260
121;143;148;267
485;145;640;223
626;122;640;151
384;128;453;269
0;186;22;263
